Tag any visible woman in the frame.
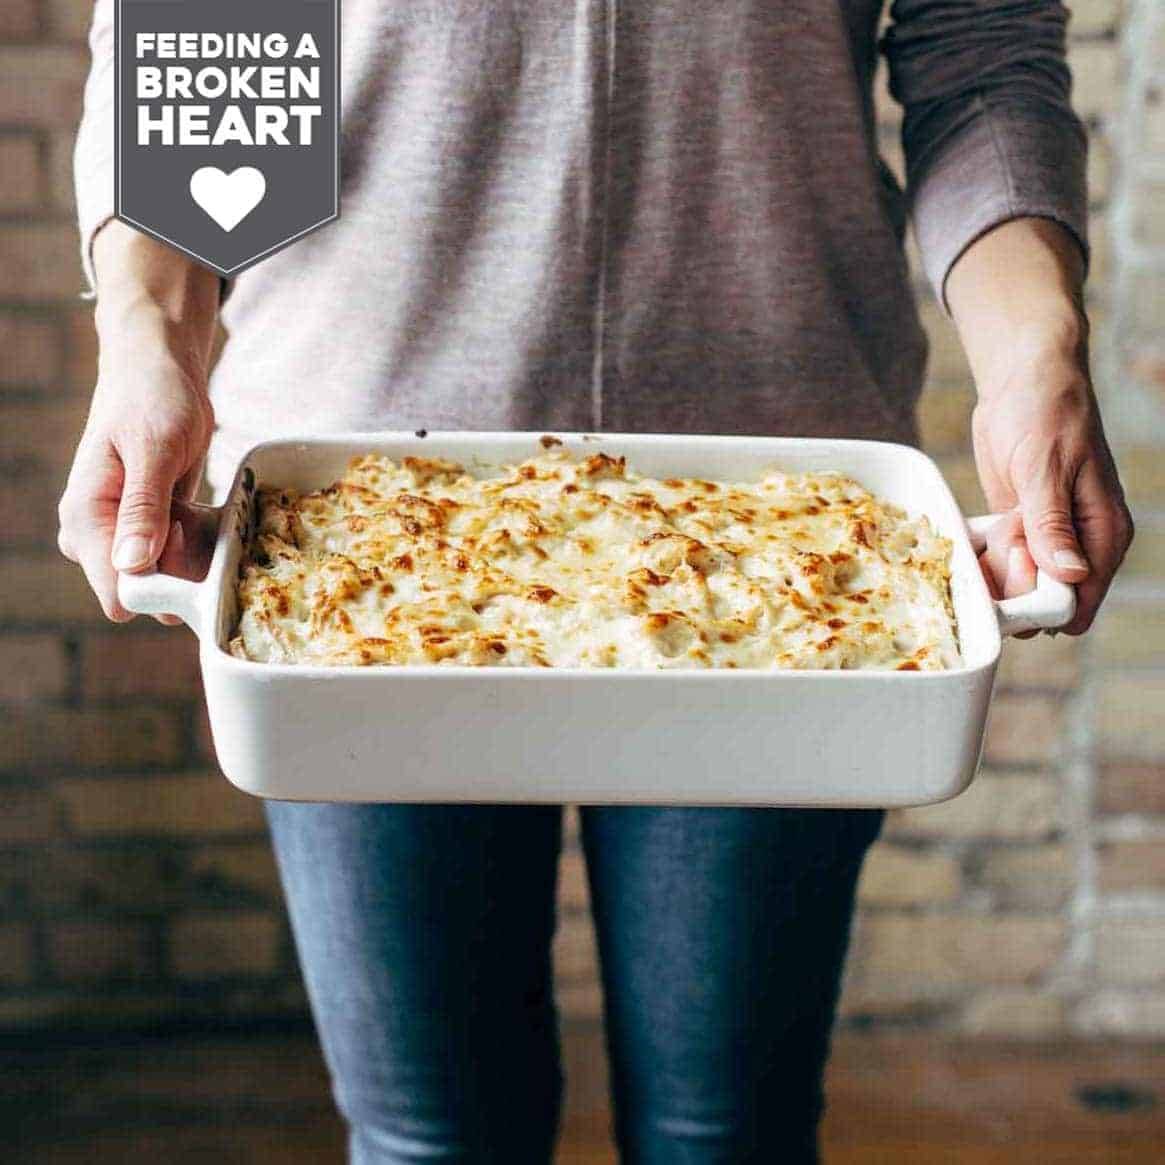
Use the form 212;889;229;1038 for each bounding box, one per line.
61;2;1131;1161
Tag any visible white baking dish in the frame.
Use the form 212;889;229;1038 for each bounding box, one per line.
118;433;1074;807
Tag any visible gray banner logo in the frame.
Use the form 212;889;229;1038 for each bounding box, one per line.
116;0;339;277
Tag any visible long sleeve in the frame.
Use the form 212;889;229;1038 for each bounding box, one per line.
882;0;1088;307
73;0;116;294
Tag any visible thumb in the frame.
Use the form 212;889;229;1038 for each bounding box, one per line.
1019;468;1091;584
111;440;181;573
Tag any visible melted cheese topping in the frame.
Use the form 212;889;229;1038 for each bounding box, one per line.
230;446;959;670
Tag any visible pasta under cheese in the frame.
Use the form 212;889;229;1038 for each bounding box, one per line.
231;445;959;671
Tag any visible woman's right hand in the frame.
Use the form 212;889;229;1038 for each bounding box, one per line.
57;221;220;622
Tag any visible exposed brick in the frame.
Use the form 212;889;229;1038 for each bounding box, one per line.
0;923;35;986
888;775;1062;841
1118;446;1165;507
187;843;282;905
1075;992;1165;1037
563;805;581;845
0;134;41;212
0;223;83;302
1086;129;1112;207
918;385;974;454
170;912;281;979
1098;841;1165;893
553;913;599;982
0;0;38;39
0;850;33;912
1128;349;1165;407
0;784;60;844
917;298;971;385
47;919;154;982
0;400;88;478
0;633;69;702
1095;918;1165;986
1087;221;1112;290
2;980;258;1026
79;631;200;702
555;979;602;1022
30;845;185;914
1131;178;1165;248
1;708;184;772
1093;607;1165;666
557;847;590;912
192;701;218;765
853;915;1065;990
1068;0;1122;38
872;58;897;129
45;130;76;213
837;980;955;1021
1120;525;1165;579
878;128;905;188
0;46;87;128
1068;41;1120;119
1098;677;1165;761
960;989;1066;1037
984;695;1063;766
934;455;986;514
1098;763;1165;816
0;996;75;1028
0;311;63;389
0;555;105;625
0;467;65;546
996;634;1081;691
973;844;1075;910
57;772;265;838
857;844;961;907
0;0;1151;1042
1128;271;1165;341
0;990;235;1030
904;231;924;288
1144;94;1165;160
45;0;94;42
62;304;98;393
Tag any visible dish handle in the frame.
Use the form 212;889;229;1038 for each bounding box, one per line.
966;514;1077;637
116;501;224;635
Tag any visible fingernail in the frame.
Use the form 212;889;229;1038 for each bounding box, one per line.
1053;549;1089;574
113;535;152;571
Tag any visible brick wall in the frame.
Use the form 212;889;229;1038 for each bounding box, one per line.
1;1;1162;1037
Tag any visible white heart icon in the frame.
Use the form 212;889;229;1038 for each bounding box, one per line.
189;166;267;233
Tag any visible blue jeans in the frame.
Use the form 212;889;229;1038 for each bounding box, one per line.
267;803;883;1164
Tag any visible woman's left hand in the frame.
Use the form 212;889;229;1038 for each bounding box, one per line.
946;217;1133;636
970;325;1132;635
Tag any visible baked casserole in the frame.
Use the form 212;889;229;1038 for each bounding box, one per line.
230;444;958;670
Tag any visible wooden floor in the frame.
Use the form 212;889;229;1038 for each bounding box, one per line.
3;1024;1163;1162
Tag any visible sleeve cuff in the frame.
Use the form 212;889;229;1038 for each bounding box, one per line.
74;118;114;299
77;212;113;300
76;209;233;306
909;95;1088;312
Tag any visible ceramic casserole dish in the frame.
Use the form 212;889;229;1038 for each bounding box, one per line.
117;433;1075;807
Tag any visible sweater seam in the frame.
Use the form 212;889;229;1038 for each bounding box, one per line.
591;0;617;433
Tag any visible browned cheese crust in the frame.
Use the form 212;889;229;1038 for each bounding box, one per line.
231;448;959;670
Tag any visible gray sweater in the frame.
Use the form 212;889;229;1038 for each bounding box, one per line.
75;1;1087;492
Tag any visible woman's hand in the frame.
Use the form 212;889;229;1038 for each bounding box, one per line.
970;331;1132;633
57;222;220;622
947;217;1133;635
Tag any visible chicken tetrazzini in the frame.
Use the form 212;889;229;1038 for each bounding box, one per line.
230;445;958;670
